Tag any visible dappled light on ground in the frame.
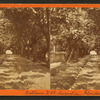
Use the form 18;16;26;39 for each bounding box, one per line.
51;55;100;90
0;54;50;89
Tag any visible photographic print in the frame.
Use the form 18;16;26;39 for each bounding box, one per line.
0;4;100;96
0;7;50;90
50;7;100;90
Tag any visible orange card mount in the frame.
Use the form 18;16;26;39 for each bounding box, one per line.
0;4;100;96
0;4;99;7
0;90;100;96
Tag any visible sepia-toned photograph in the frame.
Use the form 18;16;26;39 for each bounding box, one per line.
1;7;100;91
50;8;100;90
0;8;50;89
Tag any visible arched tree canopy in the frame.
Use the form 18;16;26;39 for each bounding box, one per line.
0;8;50;65
50;8;100;62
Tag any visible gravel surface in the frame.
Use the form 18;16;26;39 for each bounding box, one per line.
0;54;50;89
51;55;100;90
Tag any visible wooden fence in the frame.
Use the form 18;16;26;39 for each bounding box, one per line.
50;52;66;63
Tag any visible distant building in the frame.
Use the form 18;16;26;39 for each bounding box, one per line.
5;50;13;55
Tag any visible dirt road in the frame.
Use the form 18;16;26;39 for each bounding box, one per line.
51;55;100;90
0;54;50;89
71;55;100;90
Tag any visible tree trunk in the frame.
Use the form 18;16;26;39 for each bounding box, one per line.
67;48;74;63
46;8;50;68
32;44;38;62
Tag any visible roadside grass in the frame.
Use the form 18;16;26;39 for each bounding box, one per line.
51;55;90;89
15;56;49;73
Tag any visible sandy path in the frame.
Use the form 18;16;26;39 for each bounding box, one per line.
0;55;50;89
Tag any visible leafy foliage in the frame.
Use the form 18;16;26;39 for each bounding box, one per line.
0;8;50;66
50;8;96;62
